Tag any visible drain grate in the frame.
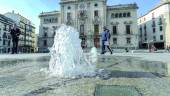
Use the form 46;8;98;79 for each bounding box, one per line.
94;85;142;96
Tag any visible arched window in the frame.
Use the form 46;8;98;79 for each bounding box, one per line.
115;13;118;18
123;13;126;17
127;12;131;17
111;13;114;18
119;13;122;18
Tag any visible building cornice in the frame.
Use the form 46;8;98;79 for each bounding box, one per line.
107;3;138;10
0;14;14;25
39;11;60;17
60;0;107;4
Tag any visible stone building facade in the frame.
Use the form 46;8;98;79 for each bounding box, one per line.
38;0;139;52
38;11;60;52
138;0;170;49
107;4;138;49
0;14;15;53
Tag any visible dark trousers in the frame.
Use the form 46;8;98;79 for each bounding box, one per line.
101;40;106;54
12;38;19;54
106;45;113;54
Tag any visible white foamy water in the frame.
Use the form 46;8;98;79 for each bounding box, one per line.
89;47;98;63
49;25;96;78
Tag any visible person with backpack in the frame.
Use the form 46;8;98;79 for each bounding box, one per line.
105;29;113;54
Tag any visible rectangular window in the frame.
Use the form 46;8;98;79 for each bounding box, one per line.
44;32;47;37
144;24;146;31
152;21;156;27
80;25;84;35
67;13;71;20
112;26;117;35
153;28;156;33
153;36;156;41
3;25;7;31
119;13;122;18
44;40;47;46
144;33;147;36
8;41;10;46
160;35;163;40
94;24;99;35
160;26;163;31
126;38;131;44
94;10;98;17
3;40;5;45
159;18;162;25
126;25;131;34
113;38;117;44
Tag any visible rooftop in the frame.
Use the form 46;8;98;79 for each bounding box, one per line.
60;0;107;4
107;3;138;10
39;11;60;17
0;14;14;24
5;11;35;26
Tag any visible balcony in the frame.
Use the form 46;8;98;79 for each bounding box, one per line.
158;21;163;25
93;16;100;25
78;10;88;20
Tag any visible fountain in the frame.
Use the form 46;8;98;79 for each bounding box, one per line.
49;25;96;78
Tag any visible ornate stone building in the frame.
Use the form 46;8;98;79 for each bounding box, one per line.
38;11;60;52
38;0;139;52
107;4;138;49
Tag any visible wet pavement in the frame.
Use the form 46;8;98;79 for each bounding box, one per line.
0;53;170;96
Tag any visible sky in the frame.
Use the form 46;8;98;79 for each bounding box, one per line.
0;0;160;34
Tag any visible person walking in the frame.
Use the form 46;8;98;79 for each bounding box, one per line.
167;46;170;52
105;29;113;54
10;24;21;54
100;27;107;54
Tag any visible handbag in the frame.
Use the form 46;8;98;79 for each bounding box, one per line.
104;41;109;45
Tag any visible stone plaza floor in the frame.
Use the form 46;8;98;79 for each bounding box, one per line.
0;52;170;96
